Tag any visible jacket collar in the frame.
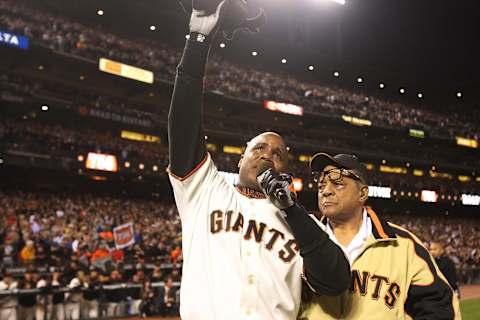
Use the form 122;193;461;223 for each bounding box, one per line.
319;206;397;241
365;207;397;240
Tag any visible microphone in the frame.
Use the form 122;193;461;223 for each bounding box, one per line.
256;161;291;202
255;160;274;187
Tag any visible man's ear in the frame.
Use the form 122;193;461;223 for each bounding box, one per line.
238;154;243;168
359;185;369;202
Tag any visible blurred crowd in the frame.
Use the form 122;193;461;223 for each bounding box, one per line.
384;213;480;284
2;113;479;195
0;116;167;165
0;191;181;319
2;70;479;175
1;0;479;140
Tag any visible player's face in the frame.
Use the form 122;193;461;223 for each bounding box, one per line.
430;242;443;258
317;165;366;219
238;132;289;190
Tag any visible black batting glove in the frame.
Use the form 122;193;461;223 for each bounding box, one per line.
258;168;296;210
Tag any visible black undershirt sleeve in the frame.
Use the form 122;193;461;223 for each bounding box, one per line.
283;204;351;295
168;39;210;177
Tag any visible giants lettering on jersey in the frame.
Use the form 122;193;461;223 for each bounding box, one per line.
210;210;299;262
349;269;401;309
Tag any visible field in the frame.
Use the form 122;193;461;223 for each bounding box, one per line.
461;298;480;320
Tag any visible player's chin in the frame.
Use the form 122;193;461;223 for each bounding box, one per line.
320;206;338;217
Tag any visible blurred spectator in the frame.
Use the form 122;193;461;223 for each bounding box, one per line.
19;240;35;263
81;269;100;319
17;270;37;320
64;270;84;320
157;276;178;316
104;269;125;317
0;271;18;320
430;241;460;297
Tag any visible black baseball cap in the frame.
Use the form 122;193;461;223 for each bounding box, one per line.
310;153;368;184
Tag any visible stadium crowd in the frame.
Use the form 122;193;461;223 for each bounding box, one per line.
1;0;479;140
2;70;479;175
0;191;182;319
2;113;479;195
383;213;480;284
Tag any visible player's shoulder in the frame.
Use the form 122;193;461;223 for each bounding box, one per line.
385;222;427;248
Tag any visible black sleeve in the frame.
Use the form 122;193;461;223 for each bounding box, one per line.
444;258;459;291
283;204;351;295
168;38;210;177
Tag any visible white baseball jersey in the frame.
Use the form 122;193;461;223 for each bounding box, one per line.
169;153;304;320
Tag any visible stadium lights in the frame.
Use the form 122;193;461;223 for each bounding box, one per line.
333;71;340;77
327;0;346;5
41;105;49;111
281;58;287;64
379;83;385;89
399;88;405;94
252;51;258;56
97;9;104;16
308;65;314;71
149;25;156;31
219;43;226;48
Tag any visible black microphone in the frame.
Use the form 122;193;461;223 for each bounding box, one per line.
256;160;291;201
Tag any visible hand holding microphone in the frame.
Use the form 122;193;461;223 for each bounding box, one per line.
256;161;296;210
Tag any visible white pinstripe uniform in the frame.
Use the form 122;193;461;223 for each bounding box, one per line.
169;154;305;320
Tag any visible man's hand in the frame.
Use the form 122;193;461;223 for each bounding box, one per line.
258;169;296;210
190;0;229;39
182;0;265;41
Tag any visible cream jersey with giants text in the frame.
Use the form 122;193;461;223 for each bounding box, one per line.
169;154;303;320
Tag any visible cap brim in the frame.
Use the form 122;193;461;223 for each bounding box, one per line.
310;152;340;172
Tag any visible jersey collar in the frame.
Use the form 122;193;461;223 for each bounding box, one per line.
235;185;267;199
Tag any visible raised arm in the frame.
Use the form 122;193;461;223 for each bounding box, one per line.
168;3;225;177
168;36;209;178
168;0;265;178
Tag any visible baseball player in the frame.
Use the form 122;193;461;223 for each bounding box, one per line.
167;1;350;319
298;152;461;319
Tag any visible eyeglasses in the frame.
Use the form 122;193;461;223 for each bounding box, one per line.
312;168;363;185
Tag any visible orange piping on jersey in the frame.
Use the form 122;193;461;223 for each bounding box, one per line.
366;207;389;240
235;186;267;199
167;154;209;181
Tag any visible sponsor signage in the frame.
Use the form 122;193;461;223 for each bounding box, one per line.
0;30;29;49
461;194;480;206
264;100;304;116
99;58;154;84
85;152;118;172
421;190;438;203
368;186;392;199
